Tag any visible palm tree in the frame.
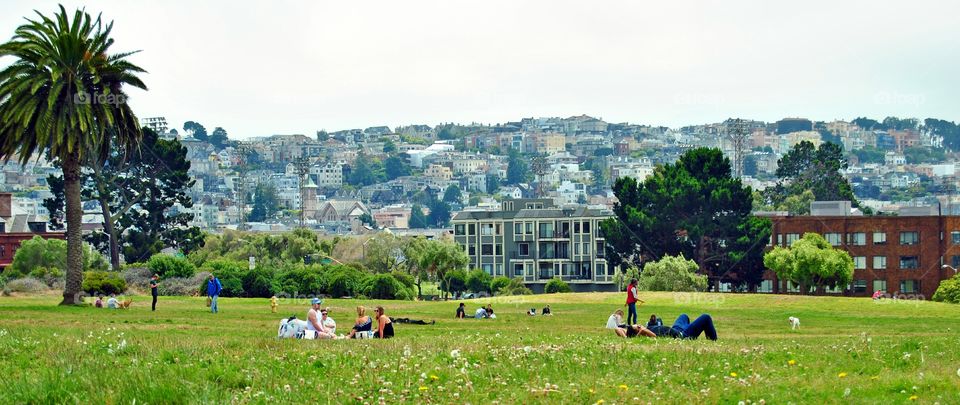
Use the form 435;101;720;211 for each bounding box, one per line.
0;6;146;305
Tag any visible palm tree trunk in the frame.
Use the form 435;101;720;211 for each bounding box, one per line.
60;154;85;305
98;195;121;271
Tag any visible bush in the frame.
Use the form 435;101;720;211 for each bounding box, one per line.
637;255;707;292
148;254;197;279
159;272;211;296
544;278;572;294
390;271;416;290
8;236;105;278
122;267;153;292
82;271;127;295
362;273;414;300
198;259;248;297
497;277;533;296
2;277;47;295
933;275;960;304
275;264;325;296
29;266;65;287
321;265;370;298
241;267;276;298
465;269;493;293
440;270;467;297
490;276;512;294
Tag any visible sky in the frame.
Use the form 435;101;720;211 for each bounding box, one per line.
1;1;958;139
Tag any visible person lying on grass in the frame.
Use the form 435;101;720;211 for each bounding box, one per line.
606;309;656;338
646;313;718;340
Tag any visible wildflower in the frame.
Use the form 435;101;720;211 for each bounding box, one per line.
595;400;605;405
838;372;848;378
618;384;629;390
589;389;595;394
870;376;879;380
729;372;738;378
430;375;439;381
787;360;796;366
450;349;461;359
909;395;918;401
419;386;428;392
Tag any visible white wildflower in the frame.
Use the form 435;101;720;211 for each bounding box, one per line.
450;349;461;359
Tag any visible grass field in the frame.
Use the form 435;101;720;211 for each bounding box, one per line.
1;292;959;404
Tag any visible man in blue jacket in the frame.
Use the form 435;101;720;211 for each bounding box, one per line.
207;274;222;313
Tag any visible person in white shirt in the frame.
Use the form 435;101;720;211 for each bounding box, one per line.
306;298;335;339
106;294;119;309
474;307;487;319
320;307;336;335
606;309;627;337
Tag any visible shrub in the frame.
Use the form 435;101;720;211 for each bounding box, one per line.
440;270;467;297
82;271;127;295
321;265;370;298
198;259;247;297
148;254;197;279
122;267;153;292
363;274;414;300
29;266;65;287
275;264;325;296
390;271;416;290
2;277;47;295
159;272;211;296
8;236;105;278
933;275;960;304
637;255;707;292
498;278;533;296
241;267;276;298
544;278;572;294
490;276;512;294
465;269;493;293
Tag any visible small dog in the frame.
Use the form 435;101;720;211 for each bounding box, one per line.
119;299;133;309
788;316;800;330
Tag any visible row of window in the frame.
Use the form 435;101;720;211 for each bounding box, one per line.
465;242;600;257
773;231;917;246
760;279;920;294
850;255;918;270
453;221;594;237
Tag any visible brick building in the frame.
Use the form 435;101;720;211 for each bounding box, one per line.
761;212;958;298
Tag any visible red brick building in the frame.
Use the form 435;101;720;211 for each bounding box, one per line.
762;214;959;298
0;192;65;271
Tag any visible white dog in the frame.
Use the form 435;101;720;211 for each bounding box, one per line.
788;316;801;330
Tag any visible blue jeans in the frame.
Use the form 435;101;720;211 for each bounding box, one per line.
210;295;219;313
672;313;717;340
626;302;637;325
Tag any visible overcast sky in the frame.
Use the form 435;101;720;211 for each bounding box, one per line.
1;1;958;139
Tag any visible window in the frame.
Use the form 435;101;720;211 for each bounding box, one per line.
873;256;886;270
481;244;493;255
539;223;554;238
953;231;960;244
514;223;522;235
776;234;783;246
495;224;502;235
853;256;866;270
574;222;580;233
847;232;866;246
482;264;493;274
583;221;591;234
583;242;590;255
900;279;920;294
899;231;919;245
873;232;886;245
785;233;800;245
514;263;524;277
468;224;475;235
873;279;887;293
899;256;919;269
525;223;533;234
824;233;842;246
481;224;494;236
495;263;502;275
853;280;867;293
758;280;773;293
953;255;960;268
767;235;773;246
468;245;475;255
574;243;580;255
495;244;502;255
454;224;465;235
519;243;529;257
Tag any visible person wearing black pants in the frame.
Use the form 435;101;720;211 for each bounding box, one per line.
150;274;159;311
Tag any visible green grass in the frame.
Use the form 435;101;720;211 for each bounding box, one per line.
1;292;959;404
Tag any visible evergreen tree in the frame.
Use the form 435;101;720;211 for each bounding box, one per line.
409;204;428;229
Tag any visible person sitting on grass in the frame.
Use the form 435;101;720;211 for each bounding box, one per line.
542;305;552;316
456;302;466;319
486;308;496;319
374;306;394;339
648;313;718;340
306;298;335;339
647;314;663;328
347;306;372;339
606;309;626;336
95;296;103;308
106;294;119;309
527;308;537;316
475;306;487;319
320;307;336;335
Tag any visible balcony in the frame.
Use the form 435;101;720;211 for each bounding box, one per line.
510;251;532;259
539;252;569;260
538;230;570;239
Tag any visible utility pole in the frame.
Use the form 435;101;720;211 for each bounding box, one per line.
294;157;310;228
725;118;748;178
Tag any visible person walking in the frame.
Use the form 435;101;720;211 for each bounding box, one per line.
207;274;222;314
150;274;159;311
625;278;641;325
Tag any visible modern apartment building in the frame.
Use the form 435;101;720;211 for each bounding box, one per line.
760;208;960;298
451;199;615;292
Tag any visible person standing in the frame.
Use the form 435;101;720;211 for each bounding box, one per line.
207;274;222;314
150;274;159;311
625;278;640;325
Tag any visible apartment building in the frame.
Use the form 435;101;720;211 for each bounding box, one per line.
451;199;614;292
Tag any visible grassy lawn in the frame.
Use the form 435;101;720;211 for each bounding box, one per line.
1;292;958;404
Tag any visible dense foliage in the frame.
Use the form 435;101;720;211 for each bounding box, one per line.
932;274;960;304
763;233;854;294
544;278;572;294
636;254;708;292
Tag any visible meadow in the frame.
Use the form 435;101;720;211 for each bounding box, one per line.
0;292;958;404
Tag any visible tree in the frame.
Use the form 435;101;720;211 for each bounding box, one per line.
465;269;493;293
443;185;462;204
317;130;329;142
404;237;468;299
0;6;147;304
506;148;530;185
852;117;883;131
770;141;860;209
409;204;428;229
932;274;960;304
9;236;107;278
923;118;960;150
544;278;572;294
600;148;772;291
183;121;208;141
45;127;200;269
247;181;278;222
763;233;854;294
348;153;379;186
486;175;501;194
428;200;451;228
362;232;406;274
209;127;229;149
358;212;377;228
382;139;397;154
636;254;708;292
384;155;410;180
